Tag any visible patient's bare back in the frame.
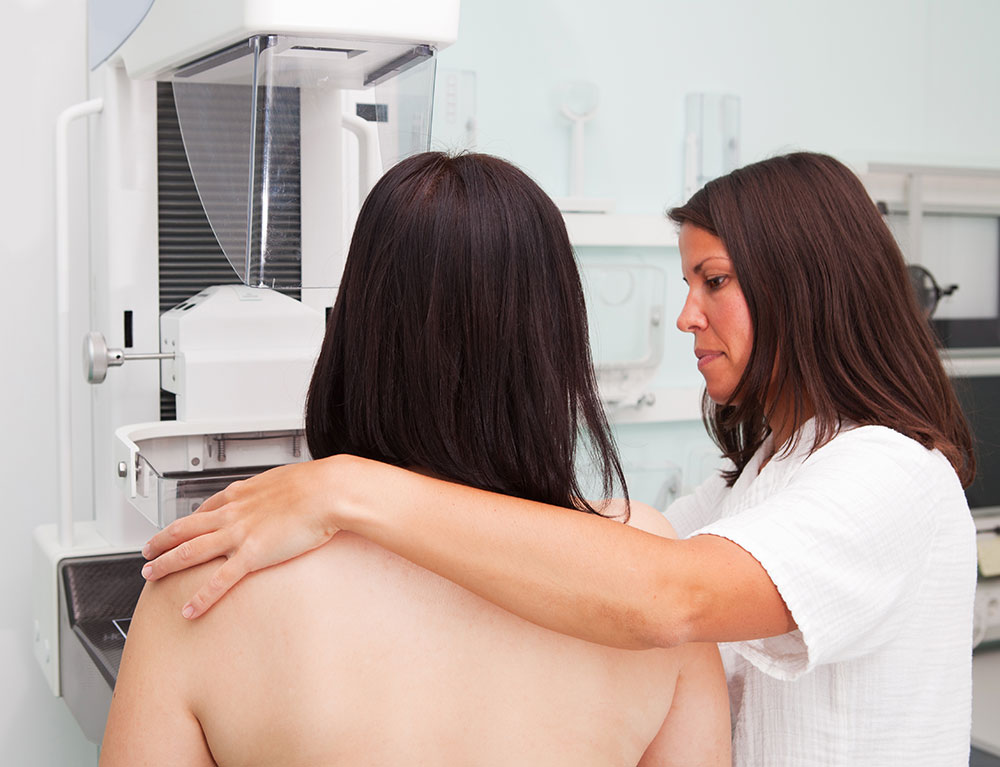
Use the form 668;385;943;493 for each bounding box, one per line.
106;501;728;766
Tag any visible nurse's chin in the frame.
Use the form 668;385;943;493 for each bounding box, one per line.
702;384;740;407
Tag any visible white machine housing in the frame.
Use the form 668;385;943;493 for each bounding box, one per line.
112;285;325;530
160;285;323;423
34;0;458;721
113;0;459;80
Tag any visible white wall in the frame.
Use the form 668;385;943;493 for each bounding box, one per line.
2;0;100;763
3;0;999;763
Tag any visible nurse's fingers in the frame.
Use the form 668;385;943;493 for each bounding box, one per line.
141;527;233;582
142;508;227;561
180;556;251;619
194;480;243;515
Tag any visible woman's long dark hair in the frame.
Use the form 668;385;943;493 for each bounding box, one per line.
669;152;975;487
306;152;628;516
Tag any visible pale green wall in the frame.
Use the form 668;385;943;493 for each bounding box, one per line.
434;0;1000;213
430;0;1000;495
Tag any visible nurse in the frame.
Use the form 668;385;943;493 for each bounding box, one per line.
143;152;977;766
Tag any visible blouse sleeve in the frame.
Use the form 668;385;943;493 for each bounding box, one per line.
691;427;960;680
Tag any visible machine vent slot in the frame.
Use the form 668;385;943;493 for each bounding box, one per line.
123;310;133;348
156;82;302;420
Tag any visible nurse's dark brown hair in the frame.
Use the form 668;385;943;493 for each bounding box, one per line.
668;151;974;487
306;151;628;516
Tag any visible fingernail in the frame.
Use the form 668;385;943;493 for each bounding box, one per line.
181;605;195;619
141;543;150;558
141;564;153;579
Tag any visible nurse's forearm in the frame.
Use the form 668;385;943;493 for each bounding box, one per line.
331;455;792;649
333;455;674;648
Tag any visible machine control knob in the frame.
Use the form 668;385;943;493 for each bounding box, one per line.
83;331;118;383
83;331;174;384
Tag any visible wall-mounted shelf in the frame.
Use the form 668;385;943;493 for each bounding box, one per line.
563;213;679;248
608;386;703;424
942;351;1000;377
863;163;1000;216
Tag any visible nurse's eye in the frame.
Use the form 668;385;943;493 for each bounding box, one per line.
706;275;728;290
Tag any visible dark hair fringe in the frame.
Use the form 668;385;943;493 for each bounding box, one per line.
669;152;975;488
305;152;629;517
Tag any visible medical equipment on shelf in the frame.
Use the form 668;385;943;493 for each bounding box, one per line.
683;92;740;201
976;519;1000;649
906;264;959;319
954;369;1000;650
33;0;458;742
553;81;614;214
581;261;667;408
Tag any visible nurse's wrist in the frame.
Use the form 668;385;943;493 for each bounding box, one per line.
320;453;389;537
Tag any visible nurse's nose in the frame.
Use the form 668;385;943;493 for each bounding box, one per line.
676;289;707;334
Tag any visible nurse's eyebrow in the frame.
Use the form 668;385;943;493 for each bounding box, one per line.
681;259;709;283
691;256;730;274
682;256;730;282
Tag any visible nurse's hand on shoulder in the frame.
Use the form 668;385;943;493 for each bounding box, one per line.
141;456;344;619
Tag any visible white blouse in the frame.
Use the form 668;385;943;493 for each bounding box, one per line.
666;421;976;767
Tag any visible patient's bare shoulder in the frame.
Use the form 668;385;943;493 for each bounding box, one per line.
598;498;677;539
135;553;298;651
132;558;218;638
141;557;231;627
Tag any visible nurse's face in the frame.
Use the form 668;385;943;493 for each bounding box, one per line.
676;223;753;405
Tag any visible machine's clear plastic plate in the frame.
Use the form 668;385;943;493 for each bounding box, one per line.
171;35;437;289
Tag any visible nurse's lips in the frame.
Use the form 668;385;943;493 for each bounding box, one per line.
695;349;723;370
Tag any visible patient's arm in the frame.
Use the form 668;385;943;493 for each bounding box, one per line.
623;502;731;767
639;641;731;766
99;576;217;767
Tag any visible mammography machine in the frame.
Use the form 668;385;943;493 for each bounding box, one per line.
33;0;459;742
